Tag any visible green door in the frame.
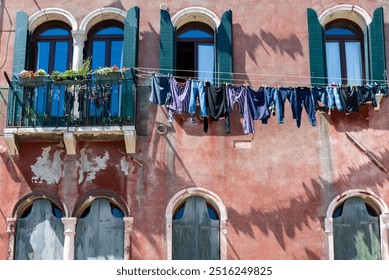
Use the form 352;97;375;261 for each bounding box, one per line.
333;197;381;260
173;196;220;260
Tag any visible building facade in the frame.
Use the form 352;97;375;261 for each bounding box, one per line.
0;0;388;260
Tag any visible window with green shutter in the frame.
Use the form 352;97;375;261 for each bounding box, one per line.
159;9;233;85
307;7;386;86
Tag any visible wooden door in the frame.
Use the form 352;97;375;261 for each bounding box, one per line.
75;199;124;260
15;199;64;260
333;197;381;260
173;196;220;260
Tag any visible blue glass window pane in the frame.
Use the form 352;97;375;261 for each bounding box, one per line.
111;205;124;218
208;206;219;220
52;206;63;218
54;41;69;72
325;27;355;36
198;44;214;83
110;41;123;68
36;42;50;115
179;29;213;39
96;27;123;35
174;206;185;220
40;28;70;36
36;42;50;71
92;41;107;69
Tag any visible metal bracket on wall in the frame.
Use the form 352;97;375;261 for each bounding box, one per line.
345;132;387;172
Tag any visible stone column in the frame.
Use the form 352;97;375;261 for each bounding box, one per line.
123;217;134;260
62;217;77;260
71;30;86;71
71;30;86;118
6;218;17;260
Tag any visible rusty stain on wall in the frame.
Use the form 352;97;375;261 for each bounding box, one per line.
31;146;64;184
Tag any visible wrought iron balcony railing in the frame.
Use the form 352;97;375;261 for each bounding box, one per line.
5;73;135;128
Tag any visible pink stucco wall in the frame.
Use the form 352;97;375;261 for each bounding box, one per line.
0;0;388;260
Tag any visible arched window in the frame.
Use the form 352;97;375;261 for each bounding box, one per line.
31;21;72;74
172;196;220;260
87;21;124;70
30;22;72;118
160;9;233;85
86;21;124;117
75;198;125;260
176;22;214;83
332;197;381;260
15;199;64;260
325;20;364;85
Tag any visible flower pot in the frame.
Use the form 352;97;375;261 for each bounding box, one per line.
53;79;86;86
19;75;46;87
94;72;122;84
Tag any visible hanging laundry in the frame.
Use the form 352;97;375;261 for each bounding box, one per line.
295;87;316;127
264;87;277;119
311;86;331;110
167;77;191;122
149;73;171;105
188;80;207;122
205;82;230;134
357;84;378;107
274;87;296;124
226;84;254;134
339;86;359;114
247;86;270;125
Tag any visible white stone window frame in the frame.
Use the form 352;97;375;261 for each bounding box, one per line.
165;187;228;260
171;6;221;31
73;194;133;260
319;4;372;30
6;194;69;260
325;189;389;260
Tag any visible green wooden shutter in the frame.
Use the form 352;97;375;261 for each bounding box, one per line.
75;199;124;260
368;7;386;84
10;11;29;126
307;8;327;86
173;196;220;260
159;10;175;75
121;6;139;122
12;11;29;77
15;199;64;260
364;26;370;82
333;197;381;260
216;10;233;85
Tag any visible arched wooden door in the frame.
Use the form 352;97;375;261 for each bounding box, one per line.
173;196;220;260
333;197;381;260
75;198;124;260
15;199;64;260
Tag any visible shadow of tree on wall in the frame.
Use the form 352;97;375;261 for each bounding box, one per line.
226;144;388;258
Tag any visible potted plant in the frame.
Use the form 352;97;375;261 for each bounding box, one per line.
94;65;127;84
19;69;46;87
52;58;91;85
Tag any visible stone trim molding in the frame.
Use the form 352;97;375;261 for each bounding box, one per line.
29;8;78;32
325;189;389;260
319;4;372;30
165;187;228;260
171;7;220;30
79;7;127;34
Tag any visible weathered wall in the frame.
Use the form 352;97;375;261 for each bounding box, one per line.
0;0;388;260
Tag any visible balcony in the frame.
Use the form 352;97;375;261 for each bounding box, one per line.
4;73;137;156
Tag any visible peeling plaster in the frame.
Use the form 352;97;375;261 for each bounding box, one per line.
77;148;109;184
120;156;135;175
31;146;64;184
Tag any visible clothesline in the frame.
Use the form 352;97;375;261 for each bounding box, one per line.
148;70;386;135
134;67;389;88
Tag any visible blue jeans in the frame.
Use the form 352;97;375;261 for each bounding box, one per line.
295;87;316;127
188;80;207;117
275;87;295;124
